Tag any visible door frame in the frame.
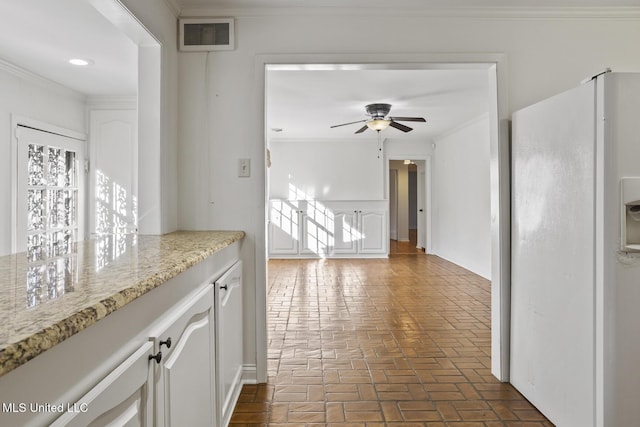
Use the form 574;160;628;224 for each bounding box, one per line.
389;168;399;241
256;53;510;383
385;157;431;253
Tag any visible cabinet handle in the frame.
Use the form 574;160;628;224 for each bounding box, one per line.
160;337;172;349
149;351;162;364
220;284;228;291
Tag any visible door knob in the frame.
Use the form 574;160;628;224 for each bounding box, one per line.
149;351;162;364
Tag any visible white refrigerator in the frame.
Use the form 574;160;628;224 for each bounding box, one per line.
511;72;640;427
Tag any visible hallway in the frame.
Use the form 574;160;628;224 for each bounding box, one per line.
230;256;552;426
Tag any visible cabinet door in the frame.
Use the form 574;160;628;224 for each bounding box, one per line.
268;200;300;255
358;210;388;254
151;285;215;427
332;210;358;254
50;342;153;427
215;261;244;427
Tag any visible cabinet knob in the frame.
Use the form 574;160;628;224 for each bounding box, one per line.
220;284;228;291
160;337;172;349
149;351;162;364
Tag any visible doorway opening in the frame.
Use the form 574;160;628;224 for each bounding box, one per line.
258;55;508;385
388;159;427;255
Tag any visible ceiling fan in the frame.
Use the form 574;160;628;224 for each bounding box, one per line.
330;103;426;134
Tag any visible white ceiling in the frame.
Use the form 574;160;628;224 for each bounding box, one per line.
0;0;138;97
266;66;491;141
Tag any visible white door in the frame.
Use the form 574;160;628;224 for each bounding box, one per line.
49;342;153;427
416;162;426;250
215;261;244;427
152;285;215;427
268;200;300;255
511;80;596;427
358;210;387;254
332;210;358;254
17;126;86;254
89;109;138;235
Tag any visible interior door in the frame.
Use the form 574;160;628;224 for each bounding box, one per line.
89;109;138;235
17;126;86;254
215;261;243;427
511;80;596;427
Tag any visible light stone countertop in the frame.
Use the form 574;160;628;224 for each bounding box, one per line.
0;230;245;377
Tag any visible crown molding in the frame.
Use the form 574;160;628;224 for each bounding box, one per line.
179;6;640;20
0;58;85;102
163;0;183;17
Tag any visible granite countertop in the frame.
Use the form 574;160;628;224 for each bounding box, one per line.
0;230;244;377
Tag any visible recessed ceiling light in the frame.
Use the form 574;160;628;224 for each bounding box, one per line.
69;58;94;66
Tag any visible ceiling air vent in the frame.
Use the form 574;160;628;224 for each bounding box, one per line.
179;18;234;51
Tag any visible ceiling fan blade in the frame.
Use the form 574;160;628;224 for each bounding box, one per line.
389;121;413;132
330;119;367;128
355;125;369;134
388;116;426;122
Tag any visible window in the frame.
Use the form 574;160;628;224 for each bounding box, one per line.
16;125;85;307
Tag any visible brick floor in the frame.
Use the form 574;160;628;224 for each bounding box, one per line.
229;256;554;426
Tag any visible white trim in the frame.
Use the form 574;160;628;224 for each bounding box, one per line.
258;52;510;383
241;364;258;384
385;155;433;255
182;6;640;20
162;0;183;17
87;0;160;46
0;59;85;102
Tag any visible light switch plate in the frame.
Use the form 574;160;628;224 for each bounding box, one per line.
238;158;250;177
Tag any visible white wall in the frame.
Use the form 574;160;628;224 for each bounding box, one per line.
269;139;384;200
176;7;640;380
0;64;86;256
432;114;491;279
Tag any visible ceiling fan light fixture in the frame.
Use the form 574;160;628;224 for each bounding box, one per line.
366;119;391;131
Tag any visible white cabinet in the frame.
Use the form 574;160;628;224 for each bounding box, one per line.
268;200;331;257
269;200;388;258
149;285;216;427
332;210;358;254
333;209;388;255
268;200;300;255
49;342;154;427
358;210;387;253
215;261;244;427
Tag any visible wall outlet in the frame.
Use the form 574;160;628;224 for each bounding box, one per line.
238;158;250;177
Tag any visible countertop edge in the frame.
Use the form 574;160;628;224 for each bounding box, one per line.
0;231;245;377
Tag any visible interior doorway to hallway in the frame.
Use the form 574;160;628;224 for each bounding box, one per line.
388;159;426;255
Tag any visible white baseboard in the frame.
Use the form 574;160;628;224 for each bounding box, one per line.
242;364;258;384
